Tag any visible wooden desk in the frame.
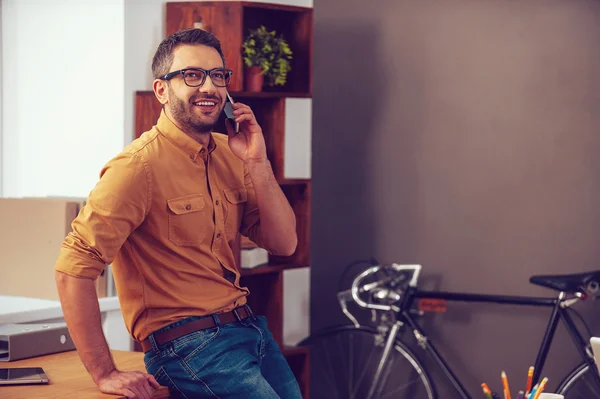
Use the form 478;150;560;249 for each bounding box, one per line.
1;350;170;399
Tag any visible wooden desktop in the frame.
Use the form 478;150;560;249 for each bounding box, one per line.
0;350;170;399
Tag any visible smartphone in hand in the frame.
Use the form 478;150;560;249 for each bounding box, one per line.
224;90;239;133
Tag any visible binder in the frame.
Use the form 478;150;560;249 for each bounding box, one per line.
0;323;75;361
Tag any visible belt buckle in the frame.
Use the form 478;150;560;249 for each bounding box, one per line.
233;305;253;321
233;308;242;321
243;304;254;319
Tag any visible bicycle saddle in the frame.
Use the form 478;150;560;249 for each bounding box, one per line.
530;270;600;294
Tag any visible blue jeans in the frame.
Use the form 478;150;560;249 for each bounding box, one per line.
143;314;303;398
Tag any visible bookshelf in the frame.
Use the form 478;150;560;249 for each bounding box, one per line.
133;2;313;397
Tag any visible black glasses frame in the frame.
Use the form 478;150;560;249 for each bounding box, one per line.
161;67;233;87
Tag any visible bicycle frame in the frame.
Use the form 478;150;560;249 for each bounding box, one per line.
387;288;600;399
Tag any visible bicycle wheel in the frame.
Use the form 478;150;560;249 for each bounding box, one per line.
556;362;600;398
298;325;436;399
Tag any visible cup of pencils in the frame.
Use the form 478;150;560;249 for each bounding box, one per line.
481;367;553;399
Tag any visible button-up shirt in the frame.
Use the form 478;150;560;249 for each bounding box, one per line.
54;110;262;341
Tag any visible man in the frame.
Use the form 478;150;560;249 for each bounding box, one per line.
54;28;301;399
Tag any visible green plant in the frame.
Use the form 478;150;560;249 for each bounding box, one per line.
242;25;293;87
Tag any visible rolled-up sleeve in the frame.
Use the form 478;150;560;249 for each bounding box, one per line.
54;151;151;279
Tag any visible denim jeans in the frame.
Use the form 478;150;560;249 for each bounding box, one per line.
143;314;303;399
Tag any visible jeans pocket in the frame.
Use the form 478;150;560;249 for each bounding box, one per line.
171;326;221;360
145;346;172;370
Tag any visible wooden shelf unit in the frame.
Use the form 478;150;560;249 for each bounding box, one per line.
166;1;313;95
133;3;313;396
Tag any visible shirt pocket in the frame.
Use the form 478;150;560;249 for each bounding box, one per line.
223;187;248;239
167;194;207;246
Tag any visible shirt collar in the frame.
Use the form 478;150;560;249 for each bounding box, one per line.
156;109;217;157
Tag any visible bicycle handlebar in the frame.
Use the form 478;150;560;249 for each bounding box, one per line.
351;264;422;311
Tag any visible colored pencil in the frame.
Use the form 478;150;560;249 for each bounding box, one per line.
502;371;512;399
531;377;548;399
481;383;494;399
525;366;534;396
528;383;539;399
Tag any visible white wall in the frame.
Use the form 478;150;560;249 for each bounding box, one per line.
1;0;124;198
124;0;164;144
283;268;310;345
284;98;311;179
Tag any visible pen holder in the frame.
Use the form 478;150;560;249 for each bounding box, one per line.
537;394;563;399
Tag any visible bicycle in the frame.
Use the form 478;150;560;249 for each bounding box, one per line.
298;262;600;399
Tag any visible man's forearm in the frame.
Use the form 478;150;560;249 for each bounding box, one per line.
55;271;116;384
246;158;297;255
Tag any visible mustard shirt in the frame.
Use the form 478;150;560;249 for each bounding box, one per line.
54;110;263;341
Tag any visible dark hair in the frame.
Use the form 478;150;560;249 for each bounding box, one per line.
151;28;226;79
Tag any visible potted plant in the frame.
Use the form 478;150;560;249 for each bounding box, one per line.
242;26;293;92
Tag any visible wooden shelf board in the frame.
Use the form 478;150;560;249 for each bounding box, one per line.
277;178;311;186
169;1;311;13
240;1;313;12
240;263;308;277
230;91;311;99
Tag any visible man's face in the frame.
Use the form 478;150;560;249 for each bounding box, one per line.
164;44;228;134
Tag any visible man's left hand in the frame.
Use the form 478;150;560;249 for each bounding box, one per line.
225;102;268;162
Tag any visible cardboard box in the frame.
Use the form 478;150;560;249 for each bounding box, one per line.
0;197;106;300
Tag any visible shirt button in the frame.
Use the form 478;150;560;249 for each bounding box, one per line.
185;204;191;210
189;153;195;160
200;148;206;154
216;233;222;239
215;200;220;205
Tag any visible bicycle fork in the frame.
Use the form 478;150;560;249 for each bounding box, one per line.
367;321;402;399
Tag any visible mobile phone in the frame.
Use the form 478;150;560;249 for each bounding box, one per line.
0;367;49;385
224;90;239;133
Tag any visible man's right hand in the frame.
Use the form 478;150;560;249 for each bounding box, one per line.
97;369;161;399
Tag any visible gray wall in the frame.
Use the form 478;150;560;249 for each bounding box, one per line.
311;0;600;397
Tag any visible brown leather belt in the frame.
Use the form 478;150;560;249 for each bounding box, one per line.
140;305;253;353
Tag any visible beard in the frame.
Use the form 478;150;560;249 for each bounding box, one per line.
167;86;223;134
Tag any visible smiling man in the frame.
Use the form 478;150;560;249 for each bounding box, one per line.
54;29;301;399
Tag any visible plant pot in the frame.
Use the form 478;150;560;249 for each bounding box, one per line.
245;66;264;92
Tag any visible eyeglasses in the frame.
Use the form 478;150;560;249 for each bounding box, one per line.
161;67;233;87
